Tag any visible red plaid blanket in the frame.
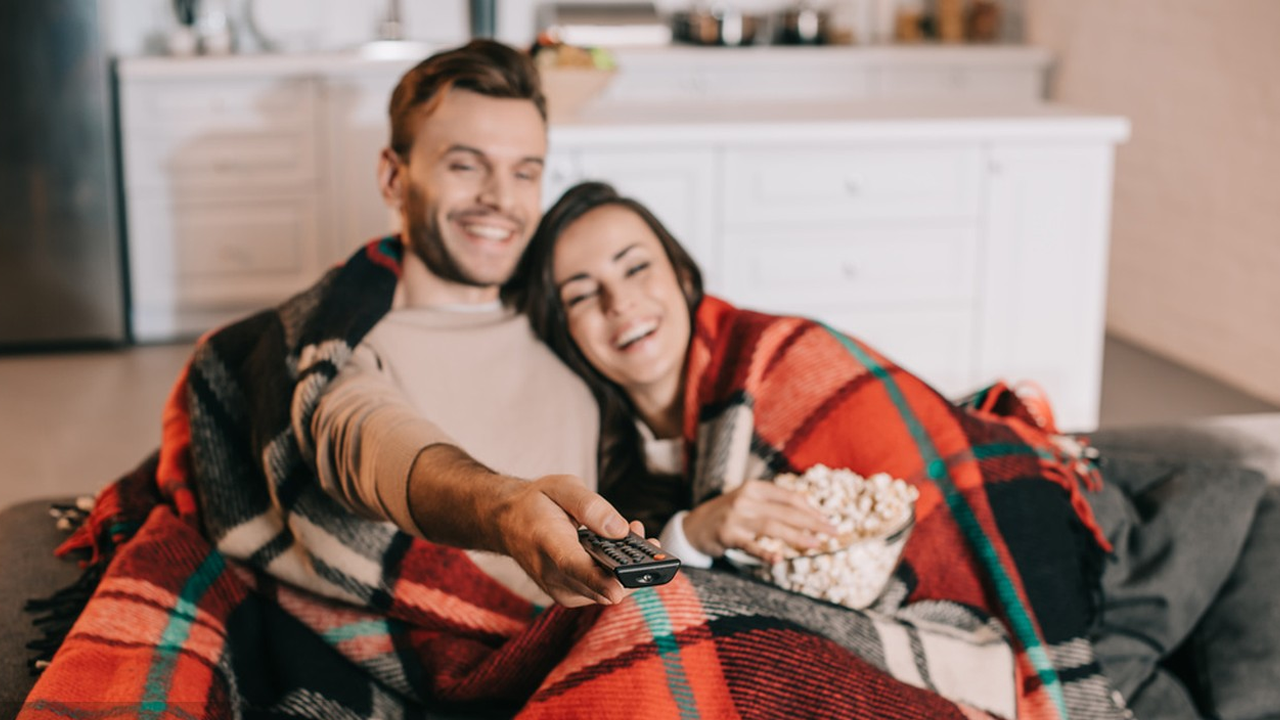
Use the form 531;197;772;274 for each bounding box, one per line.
681;296;1118;719
21;239;1122;719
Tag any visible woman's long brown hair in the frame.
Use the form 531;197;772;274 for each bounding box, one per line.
504;182;704;532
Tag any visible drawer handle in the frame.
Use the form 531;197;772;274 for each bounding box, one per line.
843;178;860;195
841;262;857;280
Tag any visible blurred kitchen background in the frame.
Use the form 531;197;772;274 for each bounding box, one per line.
1;0;1278;510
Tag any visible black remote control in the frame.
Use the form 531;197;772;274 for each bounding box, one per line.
578;529;681;588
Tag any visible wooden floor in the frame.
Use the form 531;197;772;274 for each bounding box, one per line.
0;335;1276;510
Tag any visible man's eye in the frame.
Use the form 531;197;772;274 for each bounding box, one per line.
516;168;541;182
451;163;477;172
625;262;650;277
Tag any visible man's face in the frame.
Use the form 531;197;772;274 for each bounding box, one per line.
391;89;547;296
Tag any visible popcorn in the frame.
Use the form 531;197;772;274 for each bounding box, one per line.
745;465;918;610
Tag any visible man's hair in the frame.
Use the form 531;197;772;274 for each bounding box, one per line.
388;39;546;158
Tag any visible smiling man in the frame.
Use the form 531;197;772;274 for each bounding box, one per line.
310;40;635;608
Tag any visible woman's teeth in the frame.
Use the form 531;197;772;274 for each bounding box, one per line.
616;320;658;349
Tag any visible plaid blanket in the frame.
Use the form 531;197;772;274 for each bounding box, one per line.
683;296;1123;720
22;238;1121;719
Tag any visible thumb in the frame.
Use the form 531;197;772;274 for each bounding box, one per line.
541;475;629;538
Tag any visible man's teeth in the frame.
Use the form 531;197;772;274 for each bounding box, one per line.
463;224;511;241
617;320;658;348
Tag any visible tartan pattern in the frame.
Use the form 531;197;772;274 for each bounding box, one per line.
23;239;1113;718
681;296;1122;720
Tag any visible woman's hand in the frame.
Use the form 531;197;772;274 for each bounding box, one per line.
682;480;836;563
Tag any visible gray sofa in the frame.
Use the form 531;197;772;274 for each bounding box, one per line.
3;415;1277;719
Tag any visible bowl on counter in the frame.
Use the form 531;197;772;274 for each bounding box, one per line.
671;8;763;46
540;67;617;121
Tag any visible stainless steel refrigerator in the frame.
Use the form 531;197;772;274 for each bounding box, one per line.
0;0;127;348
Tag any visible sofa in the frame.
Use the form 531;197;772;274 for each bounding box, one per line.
2;413;1277;719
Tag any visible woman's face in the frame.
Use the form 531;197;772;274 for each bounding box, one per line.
552;204;691;404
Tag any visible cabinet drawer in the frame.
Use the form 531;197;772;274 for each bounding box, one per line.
876;66;1044;99
122;77;316;131
125;128;317;190
725;226;978;308
121;78;317;190
173;198;315;280
724;145;981;223
128;194;318;308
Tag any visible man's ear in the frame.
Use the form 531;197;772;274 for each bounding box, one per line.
377;148;405;210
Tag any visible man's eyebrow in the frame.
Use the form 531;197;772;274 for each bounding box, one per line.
555;243;641;290
444;145;544;166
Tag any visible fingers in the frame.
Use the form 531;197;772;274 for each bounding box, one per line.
539;474;628;538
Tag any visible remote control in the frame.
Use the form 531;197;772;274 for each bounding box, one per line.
578;529;681;588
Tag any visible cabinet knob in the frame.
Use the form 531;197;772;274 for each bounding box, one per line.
843;178;860;195
841;261;857;280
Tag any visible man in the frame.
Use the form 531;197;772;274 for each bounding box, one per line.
311;40;636;608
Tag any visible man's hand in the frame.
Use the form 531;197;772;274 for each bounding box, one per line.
491;474;638;607
684;480;836;563
405;445;644;607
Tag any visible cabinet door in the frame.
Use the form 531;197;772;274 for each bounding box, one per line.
129;192;320;341
978;143;1117;431
563;148;723;290
322;74;404;266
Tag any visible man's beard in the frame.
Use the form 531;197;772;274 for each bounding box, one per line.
403;184;503;289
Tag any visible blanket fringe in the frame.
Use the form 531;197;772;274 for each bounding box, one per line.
23;549;104;675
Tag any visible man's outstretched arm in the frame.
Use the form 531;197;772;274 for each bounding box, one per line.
312;345;633;606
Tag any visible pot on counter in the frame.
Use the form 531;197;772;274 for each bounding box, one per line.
775;1;831;45
671;7;762;46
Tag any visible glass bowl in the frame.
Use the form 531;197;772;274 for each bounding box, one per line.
726;506;915;610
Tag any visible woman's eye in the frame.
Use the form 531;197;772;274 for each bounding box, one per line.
625;262;650;277
564;289;598;308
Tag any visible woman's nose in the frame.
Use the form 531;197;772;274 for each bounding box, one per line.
602;285;635;316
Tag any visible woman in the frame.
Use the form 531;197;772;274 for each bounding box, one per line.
507;181;1119;717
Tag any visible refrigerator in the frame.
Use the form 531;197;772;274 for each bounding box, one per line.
0;0;127;348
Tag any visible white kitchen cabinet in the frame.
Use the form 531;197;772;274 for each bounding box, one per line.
118;65;327;341
116;52;1124;430
550;103;1128;430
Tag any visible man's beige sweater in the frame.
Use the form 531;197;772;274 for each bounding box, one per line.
312;303;599;604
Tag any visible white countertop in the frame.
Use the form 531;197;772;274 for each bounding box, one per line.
553;98;1130;144
115;43;1052;79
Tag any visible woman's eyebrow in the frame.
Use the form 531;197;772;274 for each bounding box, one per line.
556;243;642;290
557;273;592;291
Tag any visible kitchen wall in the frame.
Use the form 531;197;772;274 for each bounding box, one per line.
1025;0;1280;405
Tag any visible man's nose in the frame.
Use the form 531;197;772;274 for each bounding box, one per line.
477;170;514;212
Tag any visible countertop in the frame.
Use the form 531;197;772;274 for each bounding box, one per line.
552;98;1130;144
115;43;1053;79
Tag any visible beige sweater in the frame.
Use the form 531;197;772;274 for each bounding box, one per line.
312;302;599;604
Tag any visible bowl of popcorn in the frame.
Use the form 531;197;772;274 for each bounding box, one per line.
730;465;919;610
